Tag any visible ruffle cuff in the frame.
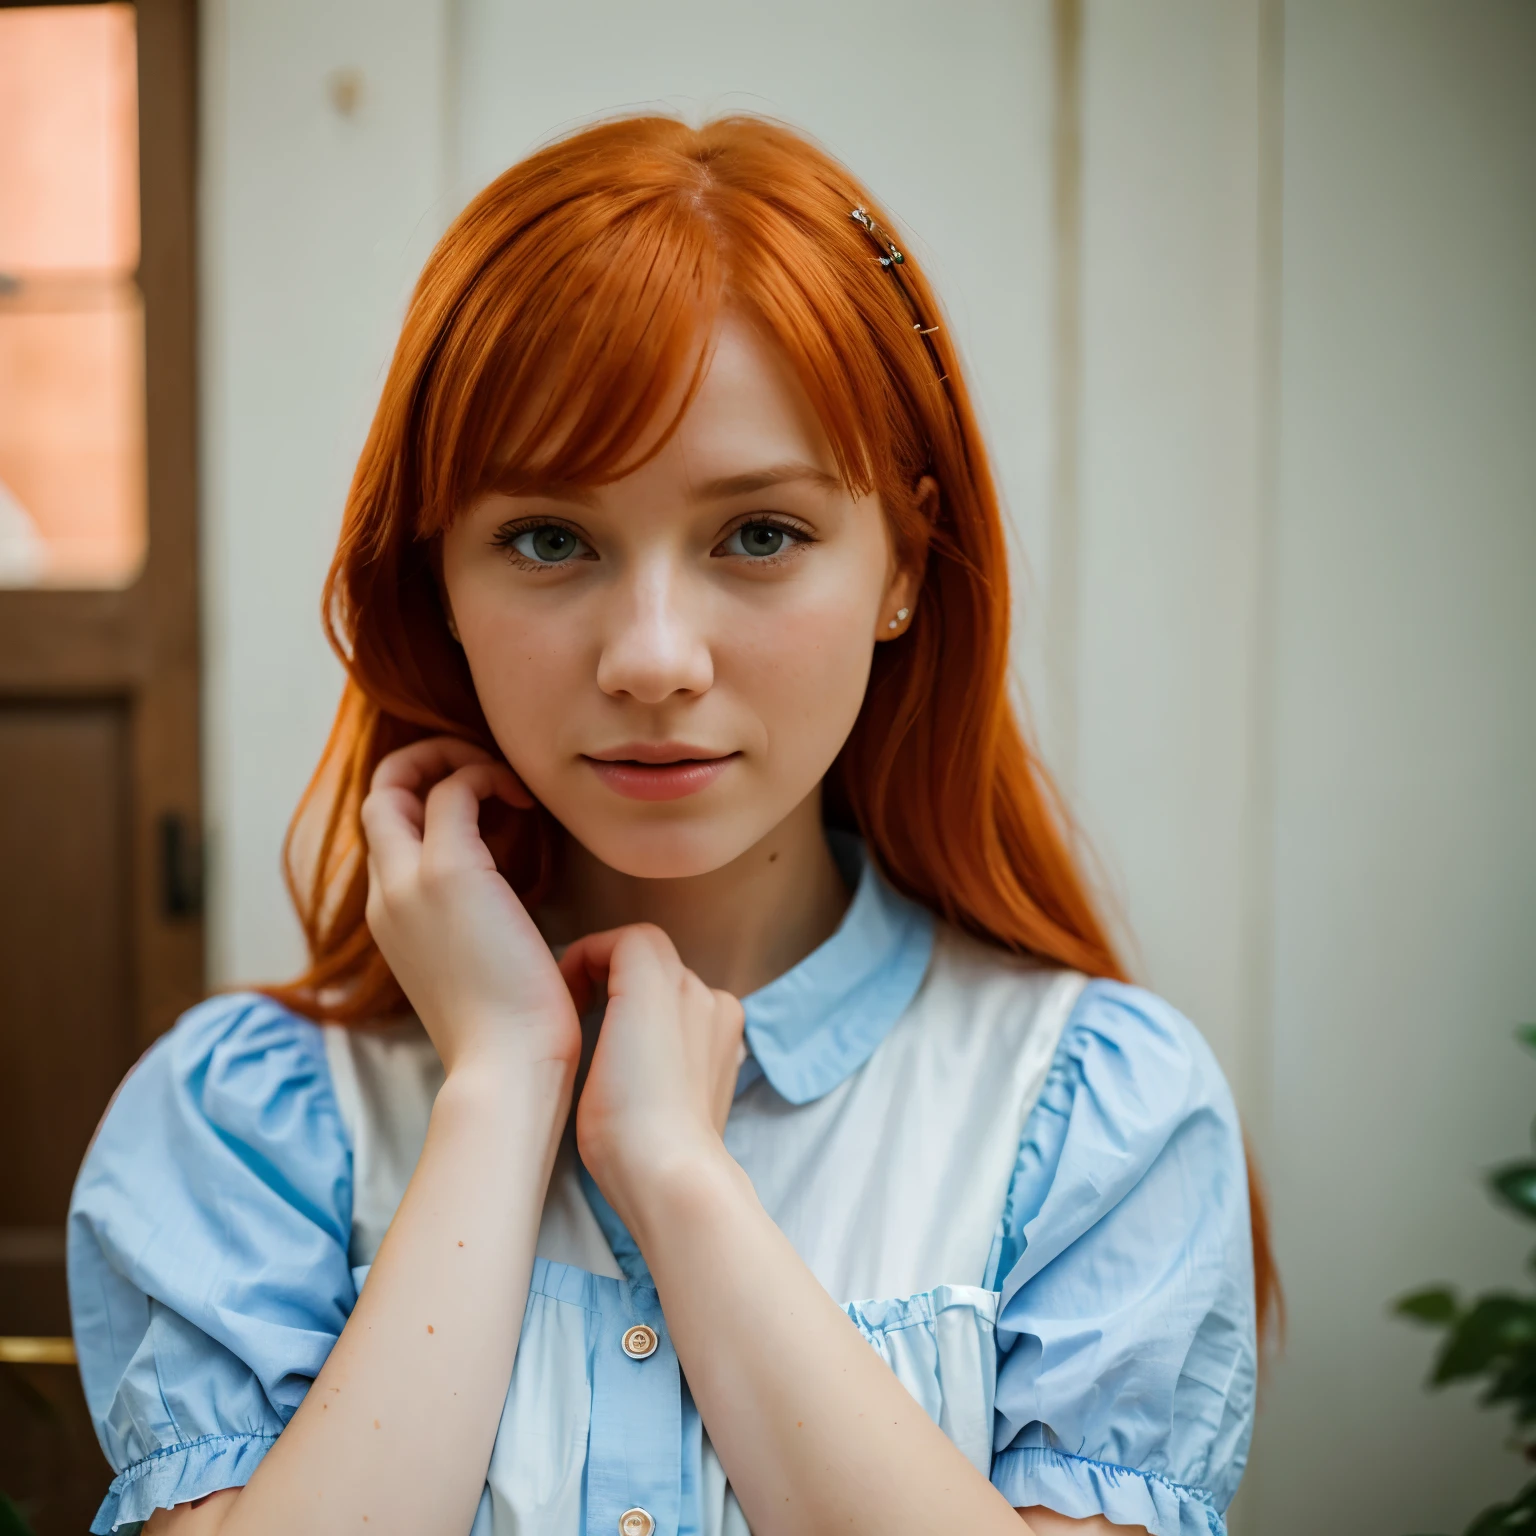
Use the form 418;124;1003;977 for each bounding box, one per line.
991;1446;1226;1536
91;1432;277;1533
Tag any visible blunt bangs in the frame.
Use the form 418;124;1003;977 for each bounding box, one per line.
403;118;948;544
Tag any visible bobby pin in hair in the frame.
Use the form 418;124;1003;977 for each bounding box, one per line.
849;207;950;385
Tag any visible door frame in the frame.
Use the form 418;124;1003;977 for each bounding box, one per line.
0;0;203;1046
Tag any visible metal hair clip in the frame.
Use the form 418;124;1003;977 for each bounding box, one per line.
849;206;948;379
850;206;904;269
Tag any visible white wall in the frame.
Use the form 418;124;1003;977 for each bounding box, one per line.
1073;0;1271;1108
200;3;1536;1530
1068;3;1536;1529
200;0;455;982
201;0;1059;985
1260;3;1536;1525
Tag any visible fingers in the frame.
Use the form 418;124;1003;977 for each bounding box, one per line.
559;928;745;1055
709;989;748;1134
361;785;427;890
370;735;487;795
370;734;535;808
557;941;605;1019
362;736;532;887
558;925;671;1016
712;987;746;1038
421;762;526;872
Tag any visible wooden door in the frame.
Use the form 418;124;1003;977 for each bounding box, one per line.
0;3;201;1530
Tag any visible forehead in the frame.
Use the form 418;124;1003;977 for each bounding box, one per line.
597;315;840;502
471;313;854;519
677;317;834;464
507;316;846;516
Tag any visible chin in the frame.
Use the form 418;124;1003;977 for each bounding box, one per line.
566;812;770;881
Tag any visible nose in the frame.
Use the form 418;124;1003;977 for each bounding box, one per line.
595;559;714;703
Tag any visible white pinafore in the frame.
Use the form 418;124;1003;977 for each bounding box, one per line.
323;927;1085;1536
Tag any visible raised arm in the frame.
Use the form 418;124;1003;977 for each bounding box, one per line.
564;925;1150;1536
150;738;580;1536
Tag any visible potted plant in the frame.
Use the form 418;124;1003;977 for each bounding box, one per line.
1397;1025;1536;1535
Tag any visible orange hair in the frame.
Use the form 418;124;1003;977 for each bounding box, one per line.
264;113;1279;1347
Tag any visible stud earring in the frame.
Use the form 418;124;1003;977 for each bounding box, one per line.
887;607;910;632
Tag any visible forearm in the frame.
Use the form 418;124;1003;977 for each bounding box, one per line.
627;1150;1035;1536
200;1063;570;1536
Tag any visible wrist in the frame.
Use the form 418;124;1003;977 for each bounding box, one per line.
608;1140;750;1254
435;1004;581;1085
436;1052;574;1142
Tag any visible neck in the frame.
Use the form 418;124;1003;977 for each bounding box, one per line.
539;792;851;998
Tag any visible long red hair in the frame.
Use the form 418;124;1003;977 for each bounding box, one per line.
264;113;1279;1345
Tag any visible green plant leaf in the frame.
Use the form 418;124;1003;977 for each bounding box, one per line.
1492;1164;1536;1223
1397;1286;1460;1325
1515;1024;1536;1056
1464;1473;1536;1534
1482;1348;1536;1413
1434;1297;1536;1385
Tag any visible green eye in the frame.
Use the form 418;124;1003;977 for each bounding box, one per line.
509;525;587;563
724;523;794;558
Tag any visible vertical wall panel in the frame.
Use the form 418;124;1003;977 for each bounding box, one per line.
1074;0;1268;1105
201;0;1058;987
455;0;1060;734
1260;3;1536;1527
200;0;455;983
196;5;1536;1528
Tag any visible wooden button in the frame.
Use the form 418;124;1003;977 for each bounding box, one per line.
621;1323;658;1360
619;1507;655;1536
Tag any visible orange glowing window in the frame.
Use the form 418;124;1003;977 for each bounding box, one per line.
0;3;144;589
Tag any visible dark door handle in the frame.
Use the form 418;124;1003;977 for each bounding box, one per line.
158;811;203;919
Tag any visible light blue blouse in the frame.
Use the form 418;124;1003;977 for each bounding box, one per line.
68;856;1256;1535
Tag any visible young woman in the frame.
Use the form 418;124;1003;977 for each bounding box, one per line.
69;115;1271;1536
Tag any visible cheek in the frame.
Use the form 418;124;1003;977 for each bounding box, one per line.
723;580;879;752
455;598;584;765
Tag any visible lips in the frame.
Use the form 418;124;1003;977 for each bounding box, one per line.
582;746;740;802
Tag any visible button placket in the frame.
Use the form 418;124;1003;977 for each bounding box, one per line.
585;1276;681;1536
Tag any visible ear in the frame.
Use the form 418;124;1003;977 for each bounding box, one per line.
875;475;936;642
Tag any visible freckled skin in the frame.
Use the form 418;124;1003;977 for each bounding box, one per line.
141;309;1120;1536
440;318;917;887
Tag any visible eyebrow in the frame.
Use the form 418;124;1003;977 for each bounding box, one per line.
691;463;844;501
507;481;600;508
509;462;842;508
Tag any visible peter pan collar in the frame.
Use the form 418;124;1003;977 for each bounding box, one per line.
736;837;935;1106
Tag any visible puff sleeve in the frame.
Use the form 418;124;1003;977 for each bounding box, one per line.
67;993;356;1533
989;981;1257;1536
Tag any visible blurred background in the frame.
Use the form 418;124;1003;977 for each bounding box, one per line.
0;1;1532;1531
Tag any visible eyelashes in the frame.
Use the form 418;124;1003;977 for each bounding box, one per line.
491;522;593;565
713;516;814;562
489;515;816;568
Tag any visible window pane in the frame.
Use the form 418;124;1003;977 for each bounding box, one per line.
0;5;144;590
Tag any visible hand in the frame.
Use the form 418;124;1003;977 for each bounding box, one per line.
560;925;745;1233
361;736;580;1080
